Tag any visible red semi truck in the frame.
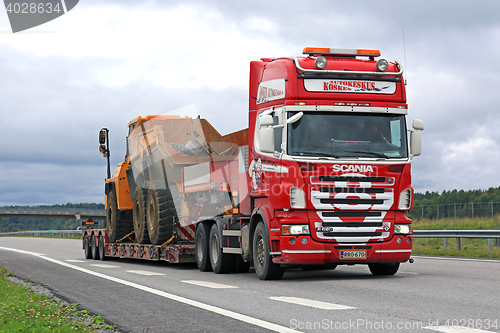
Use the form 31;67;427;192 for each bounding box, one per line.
83;47;423;280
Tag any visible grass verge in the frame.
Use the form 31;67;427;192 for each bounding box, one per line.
411;216;500;258
0;267;116;333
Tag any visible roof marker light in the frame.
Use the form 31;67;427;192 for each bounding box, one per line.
303;47;381;57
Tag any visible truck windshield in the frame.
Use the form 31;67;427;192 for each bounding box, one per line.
287;112;408;159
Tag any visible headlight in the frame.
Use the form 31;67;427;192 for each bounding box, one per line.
290;187;306;209
282;224;310;235
394;224;412;235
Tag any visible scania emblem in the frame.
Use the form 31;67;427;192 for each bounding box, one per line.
383;226;390;231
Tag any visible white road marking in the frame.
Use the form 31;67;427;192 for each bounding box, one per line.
416;256;500;263
90;264;119;268
0;246;300;333
425;325;496;333
126;270;165;276
182;280;238;289
0;247;45;256
270;297;355;310
399;271;419;275
65;260;85;263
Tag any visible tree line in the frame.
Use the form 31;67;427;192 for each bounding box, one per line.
413;187;500;207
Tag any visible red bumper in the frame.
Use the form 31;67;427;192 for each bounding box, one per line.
273;234;412;265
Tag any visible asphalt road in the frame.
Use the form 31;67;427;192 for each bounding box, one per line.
0;237;499;333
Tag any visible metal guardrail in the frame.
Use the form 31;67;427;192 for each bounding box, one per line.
2;229;499;251
0;230;83;237
413;229;500;251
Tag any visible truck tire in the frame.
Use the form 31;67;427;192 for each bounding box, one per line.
253;222;284;280
195;222;212;272
146;182;178;245
106;190;133;243
98;234;107;261
84;235;92;259
368;263;400;276
91;234;100;260
209;223;234;274
133;187;149;244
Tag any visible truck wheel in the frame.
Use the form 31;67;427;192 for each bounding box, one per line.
368;263;400;276
209;224;234;274
253;222;284;280
133;187;149;244
84;235;92;259
146;182;178;245
195;222;212;272
106;190;133;243
91;234;100;260
98;234;107;261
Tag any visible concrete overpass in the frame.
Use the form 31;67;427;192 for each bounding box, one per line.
0;207;106;230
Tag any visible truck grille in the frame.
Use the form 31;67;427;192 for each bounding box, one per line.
311;174;394;243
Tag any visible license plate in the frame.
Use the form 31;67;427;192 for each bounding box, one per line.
340;250;366;260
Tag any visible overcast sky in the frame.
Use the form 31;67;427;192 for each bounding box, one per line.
1;0;499;206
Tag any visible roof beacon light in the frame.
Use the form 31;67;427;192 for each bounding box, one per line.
303;47;381;57
315;56;327;69
376;58;389;72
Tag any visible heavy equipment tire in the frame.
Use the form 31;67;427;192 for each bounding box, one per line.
253;222;284;280
146;182;178;245
84;235;92;259
233;255;251;273
91;234;100;260
195;222;212;272
209;223;234;274
98;234;107;261
368;263;400;276
106;190;133;243
133;187;149;244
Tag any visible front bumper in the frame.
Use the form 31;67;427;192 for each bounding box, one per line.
273;233;412;265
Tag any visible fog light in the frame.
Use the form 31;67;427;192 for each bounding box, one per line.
302;238;308;244
289;238;296;244
397;237;402;244
406;237;411;243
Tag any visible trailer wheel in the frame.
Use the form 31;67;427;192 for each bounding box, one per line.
84;234;92;259
91;234;100;260
195;222;212;272
368;263;400;276
133;187;149;244
98;234;107;261
106;190;133;243
253;222;284;280
209;224;234;274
